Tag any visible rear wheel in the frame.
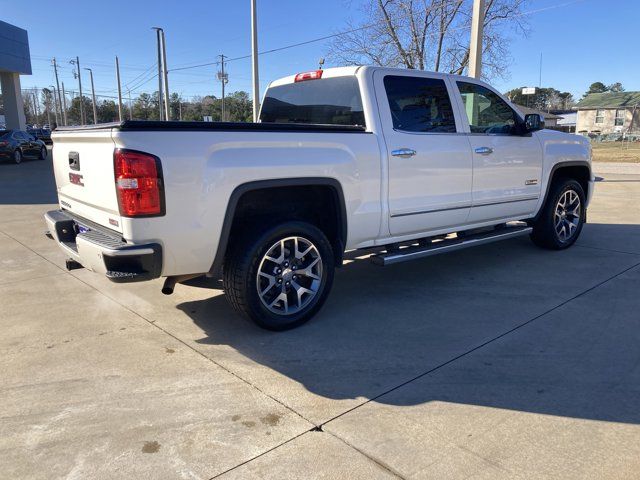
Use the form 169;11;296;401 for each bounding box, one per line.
530;178;585;249
223;221;335;330
13;149;22;164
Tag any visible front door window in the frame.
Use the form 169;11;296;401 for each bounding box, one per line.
457;82;520;135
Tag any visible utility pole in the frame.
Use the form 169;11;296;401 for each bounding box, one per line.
84;68;98;124
44;89;51;126
28;91;35;124
161;30;170;120
50;85;60;127
538;52;543;88
468;0;485;79
52;58;64;125
32;90;40;124
127;88;133;120
217;54;228;122
61;82;68;125
70;57;84;124
152;27;164;120
251;0;260;122
116;56;123;122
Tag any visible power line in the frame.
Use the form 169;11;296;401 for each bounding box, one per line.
124;63;157;89
26;0;587;101
168;0;587;74
127;72;159;93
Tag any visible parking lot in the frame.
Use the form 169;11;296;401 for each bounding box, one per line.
2;151;640;479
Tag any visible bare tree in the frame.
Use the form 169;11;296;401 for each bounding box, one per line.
328;0;529;80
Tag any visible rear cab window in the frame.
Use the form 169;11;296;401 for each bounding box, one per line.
260;76;365;127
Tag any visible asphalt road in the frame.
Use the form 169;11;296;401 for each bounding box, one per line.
2;150;639;479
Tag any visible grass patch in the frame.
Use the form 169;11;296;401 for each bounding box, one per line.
591;142;640;163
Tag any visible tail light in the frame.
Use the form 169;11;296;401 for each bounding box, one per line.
114;149;164;217
294;70;323;82
0;141;7;147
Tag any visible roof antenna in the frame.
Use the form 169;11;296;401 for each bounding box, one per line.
318;58;325;70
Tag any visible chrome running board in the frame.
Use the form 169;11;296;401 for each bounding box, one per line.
371;225;532;266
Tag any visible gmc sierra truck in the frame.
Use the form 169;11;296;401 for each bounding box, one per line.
45;66;594;330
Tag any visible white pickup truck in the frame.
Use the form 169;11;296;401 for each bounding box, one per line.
45;66;593;330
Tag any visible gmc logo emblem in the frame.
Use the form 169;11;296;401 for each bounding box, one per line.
69;172;84;186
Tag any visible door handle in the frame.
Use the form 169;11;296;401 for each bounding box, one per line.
474;147;493;155
391;148;416;158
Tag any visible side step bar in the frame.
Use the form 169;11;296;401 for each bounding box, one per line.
371;225;532;266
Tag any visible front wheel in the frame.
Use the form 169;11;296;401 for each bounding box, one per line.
530;178;586;249
39;146;48;160
223;221;335;330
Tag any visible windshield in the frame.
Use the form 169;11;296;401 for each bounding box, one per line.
260;76;365;127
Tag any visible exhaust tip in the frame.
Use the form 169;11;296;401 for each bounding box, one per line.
162;277;176;295
65;259;83;271
161;274;202;295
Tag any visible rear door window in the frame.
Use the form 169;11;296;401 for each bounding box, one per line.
260;76;365;127
383;75;457;133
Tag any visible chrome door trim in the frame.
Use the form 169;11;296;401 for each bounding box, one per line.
390;195;539;218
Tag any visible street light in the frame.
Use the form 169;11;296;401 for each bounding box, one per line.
84;68;98;124
152;27;170;120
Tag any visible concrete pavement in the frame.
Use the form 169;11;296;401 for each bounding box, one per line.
1;153;639;479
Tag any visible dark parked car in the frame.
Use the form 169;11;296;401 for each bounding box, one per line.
27;127;53;145
0;130;48;164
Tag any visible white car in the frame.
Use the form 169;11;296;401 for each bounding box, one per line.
45;66;593;330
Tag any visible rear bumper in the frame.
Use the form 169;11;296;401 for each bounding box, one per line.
44;209;162;283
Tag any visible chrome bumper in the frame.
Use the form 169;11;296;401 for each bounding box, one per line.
44;209;162;282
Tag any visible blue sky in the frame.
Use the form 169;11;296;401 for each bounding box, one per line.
3;0;639;102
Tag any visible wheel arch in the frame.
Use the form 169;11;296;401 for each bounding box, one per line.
535;161;591;221
209;177;348;278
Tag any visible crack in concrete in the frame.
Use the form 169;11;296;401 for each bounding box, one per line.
576;243;640;257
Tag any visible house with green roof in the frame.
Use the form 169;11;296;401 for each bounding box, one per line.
575;91;640;135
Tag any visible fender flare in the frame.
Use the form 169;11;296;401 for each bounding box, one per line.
209;177;348;278
534;160;592;221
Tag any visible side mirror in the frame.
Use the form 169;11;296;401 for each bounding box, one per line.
524;113;544;132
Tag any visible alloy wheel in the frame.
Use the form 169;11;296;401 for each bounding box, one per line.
256;236;323;315
554;189;581;243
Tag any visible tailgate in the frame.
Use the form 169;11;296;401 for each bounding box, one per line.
51;129;122;233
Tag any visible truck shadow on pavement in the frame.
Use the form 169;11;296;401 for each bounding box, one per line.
177;224;640;424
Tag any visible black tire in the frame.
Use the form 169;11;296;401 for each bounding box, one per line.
223;221;335;331
13;149;23;164
530;178;586;249
39;146;48;160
